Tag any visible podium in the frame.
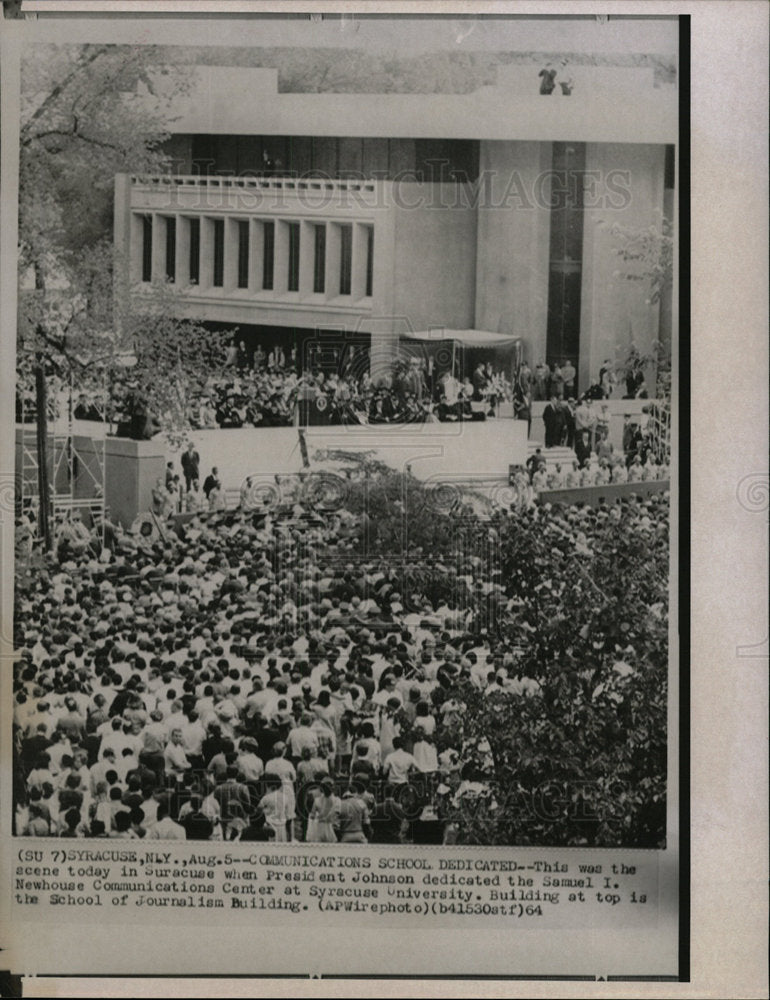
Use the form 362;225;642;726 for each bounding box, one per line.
298;393;331;426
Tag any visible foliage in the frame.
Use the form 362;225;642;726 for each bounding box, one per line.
118;281;231;448
19;43;188;272
17;237;117;378
17;44;218;448
607;217;674;308
601;215;674;402
616;339;673;402
445;497;668;847
310;449;490;570
316;457;669;847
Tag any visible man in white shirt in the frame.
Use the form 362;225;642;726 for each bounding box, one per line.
163;728;191;780
235;740;264;783
144;801;186;840
383;738;418;787
286;714;319;761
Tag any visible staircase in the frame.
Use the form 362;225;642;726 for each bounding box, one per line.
526;441;576;472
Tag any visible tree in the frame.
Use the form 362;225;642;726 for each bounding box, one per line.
608;217;674;308
17;44;202;546
268;456;669;846
118;280;230;448
605;217;674;402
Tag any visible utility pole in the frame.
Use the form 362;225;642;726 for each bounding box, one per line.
34;350;52;550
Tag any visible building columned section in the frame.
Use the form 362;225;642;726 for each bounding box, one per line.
116;65;675;381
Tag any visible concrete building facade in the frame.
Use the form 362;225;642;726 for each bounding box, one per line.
114;61;676;389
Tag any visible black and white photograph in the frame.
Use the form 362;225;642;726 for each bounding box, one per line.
9;14;677;853
0;3;765;991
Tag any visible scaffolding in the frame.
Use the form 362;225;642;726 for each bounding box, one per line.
17;370;108;548
646;399;671;464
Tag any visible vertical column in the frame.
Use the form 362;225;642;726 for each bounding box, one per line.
325;223;341;299
113;174;133;290
151;213;165;283
351;222;368;300
474;141;551;364
175;215;189;287
249;219;264;293
274;219;289;293
164;216;177;284
368;195;399;379
224;216;239;292
579;143;665;393
129;214;145;284
199;217;214;290
299;220;315;297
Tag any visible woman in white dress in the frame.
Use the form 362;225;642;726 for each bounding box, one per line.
305;777;341;843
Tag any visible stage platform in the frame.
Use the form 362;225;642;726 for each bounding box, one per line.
177;418;529;496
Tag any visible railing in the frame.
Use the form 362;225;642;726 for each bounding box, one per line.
536;479;670;506
130;174;379;196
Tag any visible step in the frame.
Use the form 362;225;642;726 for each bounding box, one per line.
526;442;576;470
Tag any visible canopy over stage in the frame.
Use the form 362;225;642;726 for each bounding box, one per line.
402;329;522;347
398;329;522;379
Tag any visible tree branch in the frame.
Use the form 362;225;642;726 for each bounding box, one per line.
20;45;109;139
22;126;126;154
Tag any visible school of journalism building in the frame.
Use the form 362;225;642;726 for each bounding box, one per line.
114;60;676;392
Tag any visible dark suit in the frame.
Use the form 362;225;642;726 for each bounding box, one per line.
542;403;566;448
181;449;200;490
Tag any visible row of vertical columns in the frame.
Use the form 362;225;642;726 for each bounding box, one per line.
131;211;374;299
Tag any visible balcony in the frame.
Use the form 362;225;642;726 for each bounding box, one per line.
120;174;383;328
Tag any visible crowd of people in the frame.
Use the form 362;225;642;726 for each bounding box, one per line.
178;348;515;431
16;344;518;434
521;356;650;404
12;458;670;845
18;342;662;467
526;396;670;494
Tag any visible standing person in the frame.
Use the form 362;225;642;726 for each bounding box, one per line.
575;397;597;451
542;395;564;448
533;361;549;401
563;397;577;448
305;776;341;843
185;480;204;513
471;362;487;402
264;742;297;842
550;364;565;400
517;360;532;400
622;414;639;459
163;728;191;782
236;340;249;370
514;362;533;437
167;475;183;514
144;801;186;840
336;779;372;844
599;360;616;399
383;736;418;791
526;448;544;483
224;341;239;367
561;359;576;397
203;467;221;501
538;64;557;94
596;402;611;446
180;443;200;493
258;775;291;843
